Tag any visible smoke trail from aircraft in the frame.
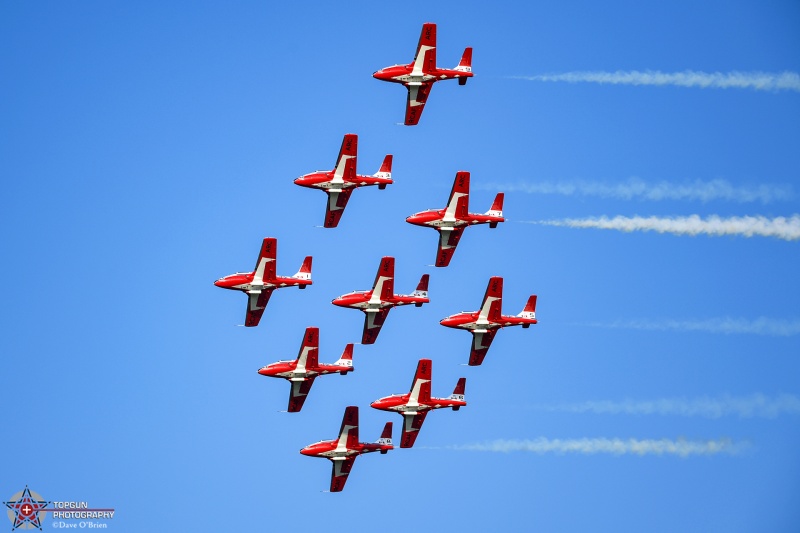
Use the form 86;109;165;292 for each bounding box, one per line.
585;317;800;336
534;394;800;419
510;70;800;92
532;214;800;240
448;438;745;457
479;178;793;204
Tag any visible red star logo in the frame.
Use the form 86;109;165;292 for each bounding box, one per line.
4;486;50;530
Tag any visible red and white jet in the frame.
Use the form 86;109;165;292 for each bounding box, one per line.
331;256;429;344
300;406;393;492
371;358;466;448
373;22;473;125
213;238;312;327
440;276;537;366
406;171;504;267
294;133;392;228
257;327;354;413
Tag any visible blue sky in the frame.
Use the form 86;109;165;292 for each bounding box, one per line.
2;1;799;531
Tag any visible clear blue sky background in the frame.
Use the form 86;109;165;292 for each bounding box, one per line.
2;1;799;531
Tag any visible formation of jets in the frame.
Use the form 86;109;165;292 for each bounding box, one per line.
213;23;538;491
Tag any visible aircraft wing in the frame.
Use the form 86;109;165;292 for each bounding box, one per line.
324;189;354;228
244;290;273;327
287;377;316;412
361;307;392;345
435;227;465;267
400;411;428;448
329;456;357;492
468;328;498;366
404;82;434;126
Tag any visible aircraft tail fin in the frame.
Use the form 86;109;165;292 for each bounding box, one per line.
334;343;354;371
376;421;393;447
450;377;466;400
455;47;472;84
485;192;504;218
412;274;429;299
374;155;393;187
292;256;313;283
455;47;472;72
517;295;537;323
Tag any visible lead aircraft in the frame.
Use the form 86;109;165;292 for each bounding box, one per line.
440;276;537;366
257;327;354;412
294;133;393;228
300;406;393;492
406;171;504;267
332;257;429;344
373;22;473;125
214;238;312;327
371;359;466;448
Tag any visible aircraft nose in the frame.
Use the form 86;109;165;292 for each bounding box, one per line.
299;446;313;456
213;279;223;287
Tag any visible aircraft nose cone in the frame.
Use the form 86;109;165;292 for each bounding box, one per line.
213;279;223;287
299;446;313;456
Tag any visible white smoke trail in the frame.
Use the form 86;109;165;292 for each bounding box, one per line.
533;214;800;240
479;178;793;204
511;70;800;92
535;394;800;419
448;438;744;457
587;317;800;336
